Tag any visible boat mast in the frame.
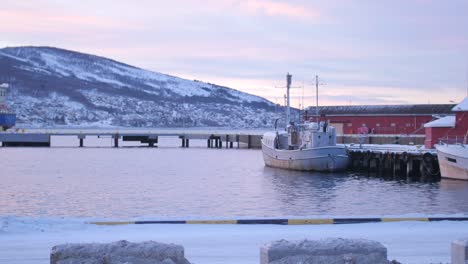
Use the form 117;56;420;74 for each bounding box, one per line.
315;75;319;117
286;73;292;125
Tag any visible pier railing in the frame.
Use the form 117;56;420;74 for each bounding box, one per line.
438;136;467;145
338;134;425;145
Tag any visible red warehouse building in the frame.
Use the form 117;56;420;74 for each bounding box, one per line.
305;104;454;135
424;97;468;148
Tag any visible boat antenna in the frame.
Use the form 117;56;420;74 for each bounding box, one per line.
314;75;325;118
286;73;292;125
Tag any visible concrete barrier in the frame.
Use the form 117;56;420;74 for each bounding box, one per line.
50;240;191;264
260;238;391;264
452;239;468;264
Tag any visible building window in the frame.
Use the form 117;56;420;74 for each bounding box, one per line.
347;123;352;127
391;123;396;127
362;123;366;127
376;123;380;127
406;123;411;127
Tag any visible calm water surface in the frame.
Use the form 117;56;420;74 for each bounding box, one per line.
1;136;468;219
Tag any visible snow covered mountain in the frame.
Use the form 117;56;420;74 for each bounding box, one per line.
0;46;286;128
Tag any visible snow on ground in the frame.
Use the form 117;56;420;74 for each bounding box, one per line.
1;217;467;264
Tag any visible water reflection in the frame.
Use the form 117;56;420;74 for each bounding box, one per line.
1;143;468;218
263;167;344;215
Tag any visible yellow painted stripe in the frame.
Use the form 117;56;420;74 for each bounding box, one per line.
288;219;334;225
381;218;429;222
88;221;135;225
186;220;237;224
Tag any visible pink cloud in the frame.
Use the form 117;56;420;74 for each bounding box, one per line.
204;0;320;19
240;0;320;19
0;9;120;34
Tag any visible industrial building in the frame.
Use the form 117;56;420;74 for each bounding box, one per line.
305;104;455;136
424;97;468;148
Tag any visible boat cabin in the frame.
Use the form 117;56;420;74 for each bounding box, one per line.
263;121;337;150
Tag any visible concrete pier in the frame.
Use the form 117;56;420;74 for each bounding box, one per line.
0;129;265;149
0;133;50;147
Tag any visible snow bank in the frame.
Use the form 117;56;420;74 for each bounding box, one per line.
261;238;389;264
1;216;468;264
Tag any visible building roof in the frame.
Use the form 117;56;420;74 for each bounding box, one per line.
423;116;456;128
0;83;8;88
452;97;468;112
305;104;455;116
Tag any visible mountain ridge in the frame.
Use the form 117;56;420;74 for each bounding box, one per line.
0;46;285;128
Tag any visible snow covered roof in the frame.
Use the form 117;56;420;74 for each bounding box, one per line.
306;104;455;116
0;83;8;88
423;116;455;128
452;97;468;112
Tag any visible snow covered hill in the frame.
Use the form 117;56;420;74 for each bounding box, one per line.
0;46;286;128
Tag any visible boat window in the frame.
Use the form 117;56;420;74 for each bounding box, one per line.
447;157;457;163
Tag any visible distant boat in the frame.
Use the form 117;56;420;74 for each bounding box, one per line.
435;143;468;181
0;83;16;131
261;74;349;172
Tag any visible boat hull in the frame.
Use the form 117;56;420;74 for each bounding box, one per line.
435;144;468;181
262;143;349;172
0;113;16;130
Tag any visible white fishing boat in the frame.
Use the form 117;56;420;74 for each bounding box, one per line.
261;74;349;172
435;143;468;180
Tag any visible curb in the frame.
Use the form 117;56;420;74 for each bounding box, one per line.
88;217;468;226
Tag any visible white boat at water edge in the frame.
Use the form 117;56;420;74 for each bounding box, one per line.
261;73;349;172
435;143;468;181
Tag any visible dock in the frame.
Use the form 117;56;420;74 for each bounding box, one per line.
346;143;439;181
0;128;265;149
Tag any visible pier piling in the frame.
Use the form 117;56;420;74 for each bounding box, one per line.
347;145;440;182
113;135;119;148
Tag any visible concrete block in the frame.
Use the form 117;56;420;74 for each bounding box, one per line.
452;239;468;264
50;240;191;264
260;238;390;264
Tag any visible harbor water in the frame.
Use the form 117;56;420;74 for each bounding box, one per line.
1;136;468;219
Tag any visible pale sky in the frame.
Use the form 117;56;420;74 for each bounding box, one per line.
1;0;468;107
